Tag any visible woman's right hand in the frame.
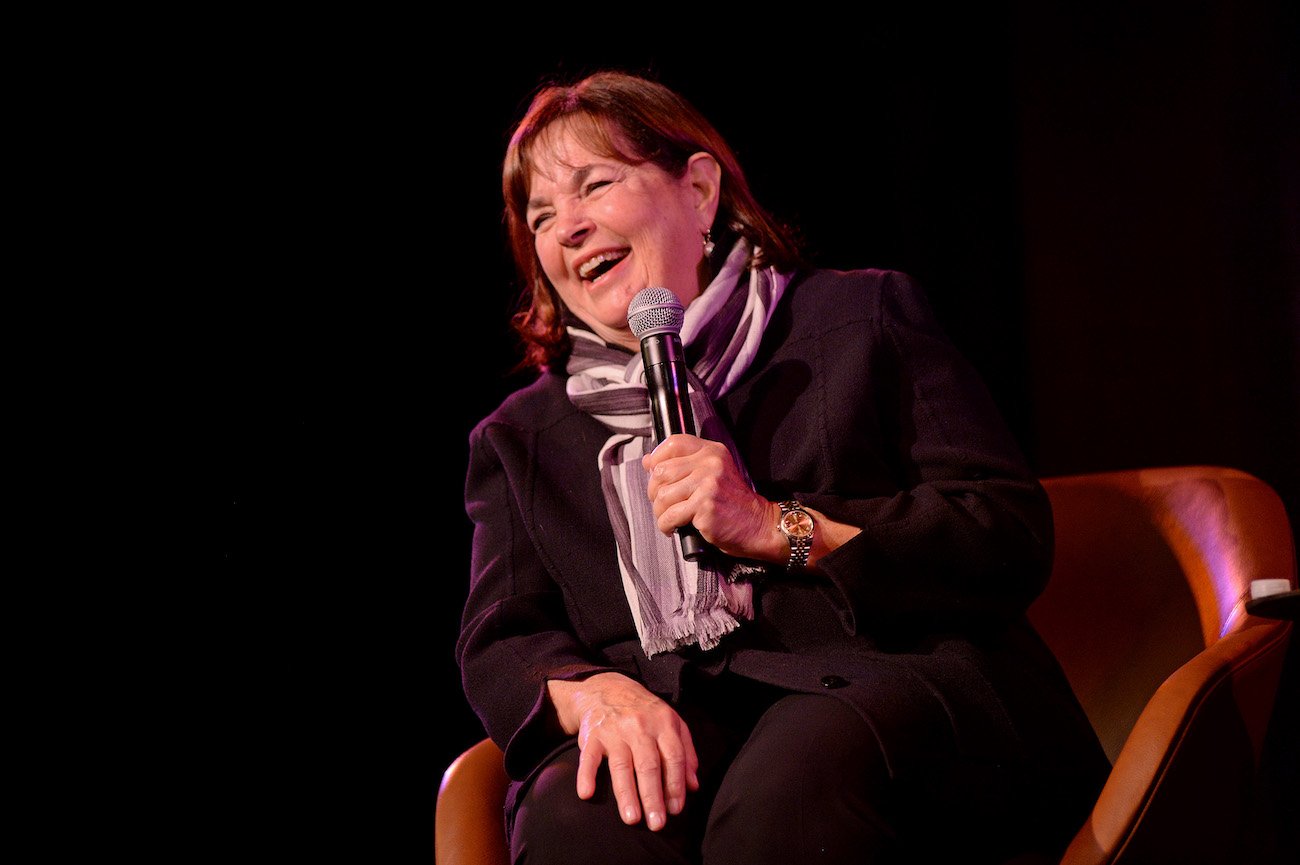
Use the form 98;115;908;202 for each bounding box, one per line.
546;671;700;832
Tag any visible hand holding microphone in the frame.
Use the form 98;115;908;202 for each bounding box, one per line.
627;287;709;561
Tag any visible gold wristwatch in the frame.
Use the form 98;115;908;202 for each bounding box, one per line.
777;500;815;571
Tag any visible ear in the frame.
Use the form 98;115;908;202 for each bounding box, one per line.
684;152;723;230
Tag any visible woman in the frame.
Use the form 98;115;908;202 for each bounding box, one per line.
458;70;1110;864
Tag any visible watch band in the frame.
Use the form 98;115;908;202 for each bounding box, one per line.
777;500;814;571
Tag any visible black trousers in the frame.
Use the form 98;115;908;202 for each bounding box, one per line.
508;670;1060;865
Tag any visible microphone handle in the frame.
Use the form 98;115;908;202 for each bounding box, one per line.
641;335;710;561
676;525;708;561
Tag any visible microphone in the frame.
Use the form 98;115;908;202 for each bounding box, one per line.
627;287;708;561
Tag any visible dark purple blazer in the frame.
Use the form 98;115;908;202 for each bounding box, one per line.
459;268;1107;793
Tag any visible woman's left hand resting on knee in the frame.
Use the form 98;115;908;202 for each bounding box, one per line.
546;672;699;832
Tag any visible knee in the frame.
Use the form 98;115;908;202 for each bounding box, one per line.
704;695;894;863
510;762;590;862
726;694;888;800
510;757;693;865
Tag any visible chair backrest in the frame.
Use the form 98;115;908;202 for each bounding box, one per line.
1031;465;1294;762
1031;465;1295;864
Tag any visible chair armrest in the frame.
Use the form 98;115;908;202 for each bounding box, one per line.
436;738;510;865
1062;620;1291;865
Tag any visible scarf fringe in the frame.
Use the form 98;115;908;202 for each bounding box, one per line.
642;604;745;657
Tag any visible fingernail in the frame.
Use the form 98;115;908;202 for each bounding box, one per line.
648;810;664;830
667;797;683;814
623;805;638;824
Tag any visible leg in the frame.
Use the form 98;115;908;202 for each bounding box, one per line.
509;672;775;865
702;693;896;865
703;690;1080;864
510;742;699;865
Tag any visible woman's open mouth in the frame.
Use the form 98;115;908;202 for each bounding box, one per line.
578;249;630;284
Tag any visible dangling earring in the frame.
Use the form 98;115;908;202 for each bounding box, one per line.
702;229;715;257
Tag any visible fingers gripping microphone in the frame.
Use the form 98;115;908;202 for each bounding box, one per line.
627;287;708;561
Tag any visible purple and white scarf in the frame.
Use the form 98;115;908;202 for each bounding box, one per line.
565;239;791;656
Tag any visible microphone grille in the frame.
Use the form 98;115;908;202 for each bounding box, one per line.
627;287;684;338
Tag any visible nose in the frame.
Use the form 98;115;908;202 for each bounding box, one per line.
555;201;594;247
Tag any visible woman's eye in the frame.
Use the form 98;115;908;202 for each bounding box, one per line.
530;213;553;232
582;180;612;196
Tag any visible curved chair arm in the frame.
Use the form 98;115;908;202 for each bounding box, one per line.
436;738;510;865
1061;619;1291;865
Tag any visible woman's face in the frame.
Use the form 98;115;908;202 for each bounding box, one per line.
525;119;721;351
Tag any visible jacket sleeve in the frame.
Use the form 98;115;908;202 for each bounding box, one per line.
456;419;622;779
798;271;1054;634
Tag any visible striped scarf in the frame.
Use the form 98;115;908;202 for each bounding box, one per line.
565;239;791;656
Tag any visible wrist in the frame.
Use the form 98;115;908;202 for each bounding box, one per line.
776;500;816;571
761;500;787;562
545;678;582;735
547;672;619;735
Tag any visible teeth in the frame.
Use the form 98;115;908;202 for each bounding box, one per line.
578;250;628;279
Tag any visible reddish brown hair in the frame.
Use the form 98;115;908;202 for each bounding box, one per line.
502;70;804;370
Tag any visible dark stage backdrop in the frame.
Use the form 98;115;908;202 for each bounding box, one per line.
220;4;1296;856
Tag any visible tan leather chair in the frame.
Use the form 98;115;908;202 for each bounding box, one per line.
435;466;1296;864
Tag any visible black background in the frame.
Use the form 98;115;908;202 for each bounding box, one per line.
219;4;1296;856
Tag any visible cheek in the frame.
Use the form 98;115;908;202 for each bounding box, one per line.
633;209;688;256
657;219;702;269
534;236;564;279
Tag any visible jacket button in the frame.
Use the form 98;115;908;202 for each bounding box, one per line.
820;675;848;689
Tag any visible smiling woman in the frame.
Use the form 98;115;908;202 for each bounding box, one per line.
522;119;719;350
501;72;803;371
456;70;1112;864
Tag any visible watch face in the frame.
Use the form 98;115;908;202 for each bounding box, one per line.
781;510;814;539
